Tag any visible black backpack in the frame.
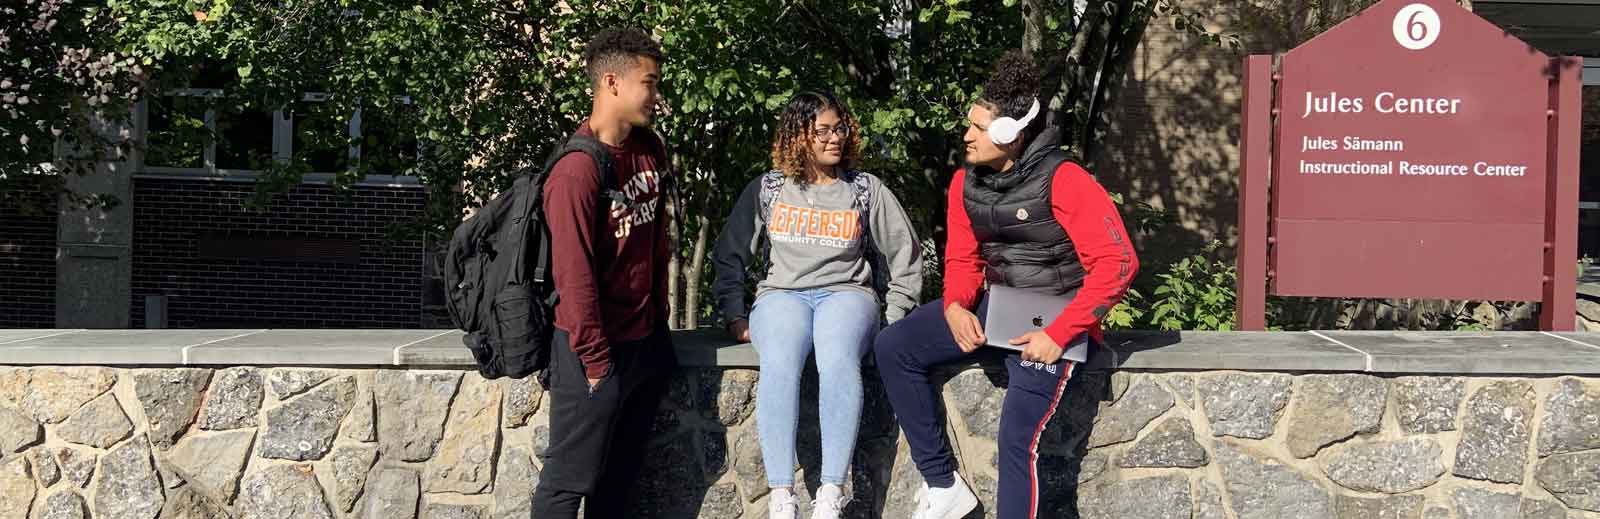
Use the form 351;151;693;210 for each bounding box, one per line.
444;136;617;380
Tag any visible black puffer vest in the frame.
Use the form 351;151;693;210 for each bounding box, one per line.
962;126;1084;297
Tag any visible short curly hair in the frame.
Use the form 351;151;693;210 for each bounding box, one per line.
769;91;862;184
978;49;1042;129
583;27;666;85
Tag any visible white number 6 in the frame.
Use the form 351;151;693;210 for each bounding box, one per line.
1393;4;1441;50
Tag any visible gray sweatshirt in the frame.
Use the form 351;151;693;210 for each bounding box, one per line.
712;171;923;324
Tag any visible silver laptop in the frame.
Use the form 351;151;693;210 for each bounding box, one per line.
982;285;1090;363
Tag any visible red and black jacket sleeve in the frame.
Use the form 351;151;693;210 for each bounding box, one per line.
941;163;1139;348
1042;162;1139;346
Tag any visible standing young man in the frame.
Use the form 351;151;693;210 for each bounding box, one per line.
874;50;1139;519
531;27;675;519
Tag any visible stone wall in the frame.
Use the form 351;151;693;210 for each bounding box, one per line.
1;365;1598;519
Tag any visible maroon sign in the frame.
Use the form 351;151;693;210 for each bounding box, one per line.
1237;0;1583;330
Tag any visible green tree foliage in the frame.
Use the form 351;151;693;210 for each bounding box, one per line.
3;0;1236;327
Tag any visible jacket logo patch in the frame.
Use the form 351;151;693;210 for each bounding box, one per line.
1016;208;1030;221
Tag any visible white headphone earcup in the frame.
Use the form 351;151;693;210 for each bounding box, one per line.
990;117;1018;145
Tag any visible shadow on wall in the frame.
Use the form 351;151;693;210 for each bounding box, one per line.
627;358;1112;518
1091;0;1387;272
1091;6;1246;273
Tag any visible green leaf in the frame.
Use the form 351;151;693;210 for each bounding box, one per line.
237;65;252;78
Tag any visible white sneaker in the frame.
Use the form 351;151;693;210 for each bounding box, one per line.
910;473;979;519
811;484;849;519
769;487;800;519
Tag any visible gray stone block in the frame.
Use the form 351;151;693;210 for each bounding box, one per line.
700;369;758;427
1;367;116;424
1454;381;1536;484
1089;378;1175;448
132;368;212;449
0;406;40;455
1215;441;1332;519
37;490;87;519
697;483;743;519
1334;494;1423;519
1522;498;1568;519
56;392;131;449
1286;374;1387;458
1201;373;1292;439
93;435;164;519
1194;480;1228;519
331;445;378;513
422;504;486;519
158;486;233;519
0;456;33;519
376;371;461;462
424;375;500;494
1538;377;1600;457
1451;487;1522;519
500;376;542;428
1077;474;1192;519
1394;377;1465;434
266;368;339;400
493;447;539;519
948;368;1006;438
163;430;256;505
733;430;767;502
362;467;420;519
341;373;378;442
1536;451;1600;512
52;448;94;489
198;367;263;431
628;432;707;518
1321;438;1445;493
236;464;333;519
26;447;57;487
1117;417;1207;468
260;375;356;461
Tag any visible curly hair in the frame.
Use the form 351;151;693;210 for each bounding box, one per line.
978;49;1043;134
583;27;666;84
769;91;862;184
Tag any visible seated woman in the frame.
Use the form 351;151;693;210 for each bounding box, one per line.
711;91;923;519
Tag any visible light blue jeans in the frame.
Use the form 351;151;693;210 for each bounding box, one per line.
749;288;879;487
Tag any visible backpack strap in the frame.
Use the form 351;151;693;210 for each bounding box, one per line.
757;170;785;224
844;170;873;236
754;171;787;273
844;170;890;300
528;135;621;284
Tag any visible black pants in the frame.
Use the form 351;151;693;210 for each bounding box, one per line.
530;326;677;519
875;297;1082;519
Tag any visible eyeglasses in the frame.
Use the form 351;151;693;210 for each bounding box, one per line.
811;126;852;141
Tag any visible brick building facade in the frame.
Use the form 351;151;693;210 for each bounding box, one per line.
128;178;427;329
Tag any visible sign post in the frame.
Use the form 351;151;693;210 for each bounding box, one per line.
1236;0;1583;330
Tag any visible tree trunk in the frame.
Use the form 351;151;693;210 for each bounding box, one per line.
1083;0;1151;164
684;213;711;329
1022;0;1046;56
666;194;683;330
1047;0;1108;151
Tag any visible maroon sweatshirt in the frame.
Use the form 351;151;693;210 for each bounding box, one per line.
541;122;670;379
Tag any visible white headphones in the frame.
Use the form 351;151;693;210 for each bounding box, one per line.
989;99;1040;145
